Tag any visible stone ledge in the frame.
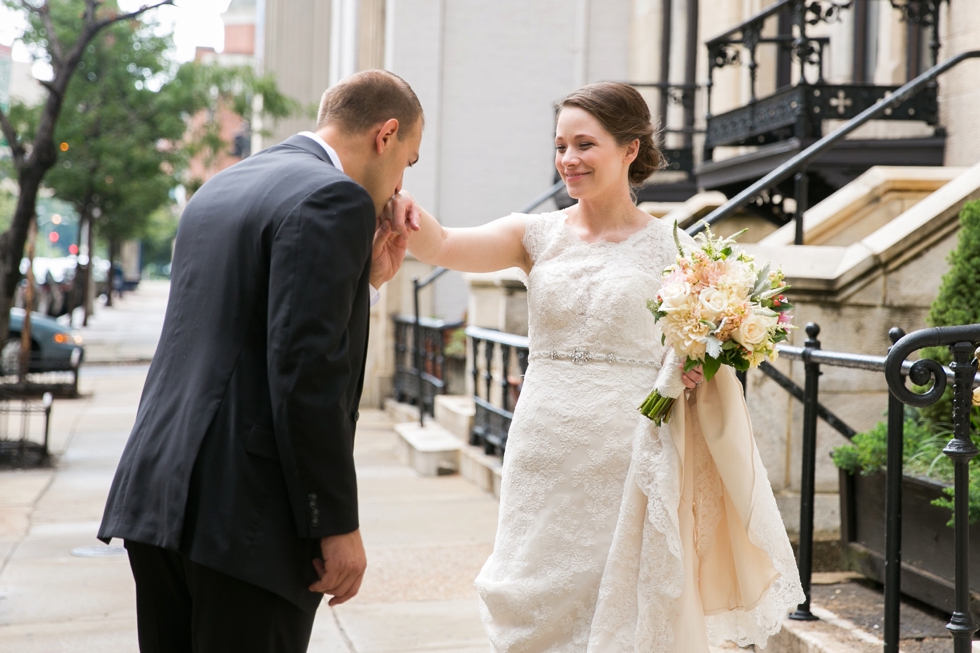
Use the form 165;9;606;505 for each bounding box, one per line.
393;422;461;477
435;395;475;440
383;398;420;425
458;443;502;499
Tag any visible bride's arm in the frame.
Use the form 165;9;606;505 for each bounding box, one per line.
402;201;531;275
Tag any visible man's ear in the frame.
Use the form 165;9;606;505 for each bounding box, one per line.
375;118;400;154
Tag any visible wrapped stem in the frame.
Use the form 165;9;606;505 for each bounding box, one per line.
638;349;687;424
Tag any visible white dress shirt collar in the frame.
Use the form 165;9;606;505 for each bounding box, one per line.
298;131;344;173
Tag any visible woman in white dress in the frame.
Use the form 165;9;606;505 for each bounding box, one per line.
394;82;805;652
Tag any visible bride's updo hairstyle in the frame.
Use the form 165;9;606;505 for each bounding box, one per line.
558;82;664;186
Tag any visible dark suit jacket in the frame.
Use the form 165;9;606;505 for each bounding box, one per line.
99;135;377;614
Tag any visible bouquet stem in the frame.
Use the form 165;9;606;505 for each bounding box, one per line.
639;390;675;425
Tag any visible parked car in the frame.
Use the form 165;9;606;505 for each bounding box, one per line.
0;309;84;376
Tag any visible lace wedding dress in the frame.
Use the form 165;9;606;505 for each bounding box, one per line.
474;211;805;652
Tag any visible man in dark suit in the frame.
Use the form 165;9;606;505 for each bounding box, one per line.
98;70;424;653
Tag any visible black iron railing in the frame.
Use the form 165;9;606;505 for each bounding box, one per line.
695;49;980;244
749;322;979;653
392;314;464;421
703;0;942;160
465;326;529;457
884;325;980;653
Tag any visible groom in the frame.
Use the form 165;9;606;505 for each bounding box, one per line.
98;70;423;652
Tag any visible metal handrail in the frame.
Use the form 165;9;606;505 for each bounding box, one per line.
393;314;463;330
776;343;974;385
704;0;794;47
692;51;980;237
464;325;530;349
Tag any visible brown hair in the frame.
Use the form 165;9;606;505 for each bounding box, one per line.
316;69;424;138
558;82;664;186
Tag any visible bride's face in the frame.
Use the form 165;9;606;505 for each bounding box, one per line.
555;107;636;201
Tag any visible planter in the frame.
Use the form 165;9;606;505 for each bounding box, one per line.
839;468;980;622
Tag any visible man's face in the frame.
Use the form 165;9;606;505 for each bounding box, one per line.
370;119;422;212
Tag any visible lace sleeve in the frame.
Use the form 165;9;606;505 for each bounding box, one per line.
517;212;557;286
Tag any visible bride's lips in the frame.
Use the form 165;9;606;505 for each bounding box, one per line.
564;171;591;182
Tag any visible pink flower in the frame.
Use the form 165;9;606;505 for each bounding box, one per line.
778;312;792;325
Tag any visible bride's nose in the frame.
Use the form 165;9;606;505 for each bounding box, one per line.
560;149;580;169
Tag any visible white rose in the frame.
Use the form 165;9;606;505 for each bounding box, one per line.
698;288;728;318
659;281;692;313
736;314;769;348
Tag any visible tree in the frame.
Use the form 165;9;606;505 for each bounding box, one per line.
0;0;173;342
36;13;296;315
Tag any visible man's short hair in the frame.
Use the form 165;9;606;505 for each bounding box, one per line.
316;70;424;138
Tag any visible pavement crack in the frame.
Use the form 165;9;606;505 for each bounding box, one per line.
0;469;56;578
331;607;358;653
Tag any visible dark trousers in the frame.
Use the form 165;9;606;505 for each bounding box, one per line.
125;541;316;653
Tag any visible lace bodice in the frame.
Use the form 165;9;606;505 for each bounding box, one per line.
520;211;682;362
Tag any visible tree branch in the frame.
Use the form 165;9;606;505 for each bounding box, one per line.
0;107;25;170
16;1;65;66
93;1;175;32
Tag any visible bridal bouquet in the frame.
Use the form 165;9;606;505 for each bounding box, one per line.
639;223;794;424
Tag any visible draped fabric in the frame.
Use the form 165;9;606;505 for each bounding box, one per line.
474;212;804;652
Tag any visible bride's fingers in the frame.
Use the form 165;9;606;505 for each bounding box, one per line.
408;200;421;231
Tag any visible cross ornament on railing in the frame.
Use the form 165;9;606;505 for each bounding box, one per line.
829;89;853;114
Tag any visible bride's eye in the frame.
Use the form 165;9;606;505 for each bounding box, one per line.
579;142;593;149
555;145;566;153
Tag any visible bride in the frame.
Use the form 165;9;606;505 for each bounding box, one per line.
391;82;804;652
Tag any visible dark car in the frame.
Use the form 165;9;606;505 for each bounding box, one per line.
0;309;84;376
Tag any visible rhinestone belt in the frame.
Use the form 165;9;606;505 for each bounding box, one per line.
529;348;658;367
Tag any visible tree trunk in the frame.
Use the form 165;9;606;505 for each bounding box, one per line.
19;221;37;384
0;170;45;351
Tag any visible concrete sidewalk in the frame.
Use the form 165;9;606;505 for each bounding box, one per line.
0;366;498;652
73;280;170;364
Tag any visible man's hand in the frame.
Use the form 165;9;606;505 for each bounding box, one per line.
310;530;367;606
370;220;408;288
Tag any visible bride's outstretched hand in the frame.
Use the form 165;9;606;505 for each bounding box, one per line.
382;190;421;239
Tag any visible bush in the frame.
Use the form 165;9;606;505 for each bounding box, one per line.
832;200;980;524
919;199;980;424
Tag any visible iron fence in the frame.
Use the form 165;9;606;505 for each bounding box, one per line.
465;326;529;457
392;314;464;421
745;322;979;653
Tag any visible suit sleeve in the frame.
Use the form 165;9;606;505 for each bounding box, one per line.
267;179;376;539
